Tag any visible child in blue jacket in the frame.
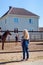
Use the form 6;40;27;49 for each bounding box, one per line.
21;29;29;60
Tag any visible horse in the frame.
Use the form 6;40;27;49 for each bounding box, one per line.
0;30;11;50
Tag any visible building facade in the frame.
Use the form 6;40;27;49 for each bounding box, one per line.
0;6;39;31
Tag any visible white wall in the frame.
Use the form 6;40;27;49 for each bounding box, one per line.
0;19;6;31
7;15;38;31
0;14;39;31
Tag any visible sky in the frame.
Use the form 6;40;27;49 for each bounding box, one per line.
0;0;43;27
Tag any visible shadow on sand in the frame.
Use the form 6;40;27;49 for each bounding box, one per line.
36;43;43;45
0;50;43;54
0;59;23;65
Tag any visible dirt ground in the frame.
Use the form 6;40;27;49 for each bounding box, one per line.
0;42;43;65
0;41;43;51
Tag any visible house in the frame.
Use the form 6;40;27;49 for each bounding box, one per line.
39;27;43;31
0;6;39;31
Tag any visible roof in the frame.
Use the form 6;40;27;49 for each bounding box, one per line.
1;6;39;18
39;27;43;31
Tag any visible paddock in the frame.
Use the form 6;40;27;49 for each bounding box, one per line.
0;31;43;63
0;41;43;52
0;41;43;64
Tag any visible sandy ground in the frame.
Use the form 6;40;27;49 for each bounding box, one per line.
0;52;43;65
2;60;43;65
0;42;43;65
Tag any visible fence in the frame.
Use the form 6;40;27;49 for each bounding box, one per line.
29;31;43;41
0;31;43;42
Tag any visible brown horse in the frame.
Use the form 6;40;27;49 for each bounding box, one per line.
0;30;11;50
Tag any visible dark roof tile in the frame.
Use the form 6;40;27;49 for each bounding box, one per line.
1;7;39;18
9;8;38;16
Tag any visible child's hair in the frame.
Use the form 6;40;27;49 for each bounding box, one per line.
23;29;29;39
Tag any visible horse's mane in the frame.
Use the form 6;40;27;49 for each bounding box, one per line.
3;31;7;36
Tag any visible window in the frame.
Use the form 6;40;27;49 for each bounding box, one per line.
29;19;32;24
29;29;33;31
14;18;18;22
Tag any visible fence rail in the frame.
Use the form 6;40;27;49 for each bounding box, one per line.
0;31;43;42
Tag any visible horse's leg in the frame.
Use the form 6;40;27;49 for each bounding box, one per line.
2;41;4;50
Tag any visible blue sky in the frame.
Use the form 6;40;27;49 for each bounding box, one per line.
0;0;43;27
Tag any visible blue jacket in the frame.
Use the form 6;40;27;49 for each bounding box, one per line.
22;39;29;47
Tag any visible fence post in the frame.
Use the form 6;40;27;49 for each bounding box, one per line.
2;42;4;50
40;32;42;41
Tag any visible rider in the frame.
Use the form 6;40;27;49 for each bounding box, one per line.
15;33;19;42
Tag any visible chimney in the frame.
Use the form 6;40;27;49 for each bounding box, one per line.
9;6;12;10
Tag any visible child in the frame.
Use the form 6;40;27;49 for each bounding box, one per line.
21;29;29;60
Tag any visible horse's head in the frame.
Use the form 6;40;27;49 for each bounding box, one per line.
6;30;11;35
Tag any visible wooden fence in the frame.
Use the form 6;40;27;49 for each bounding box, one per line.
0;31;43;42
